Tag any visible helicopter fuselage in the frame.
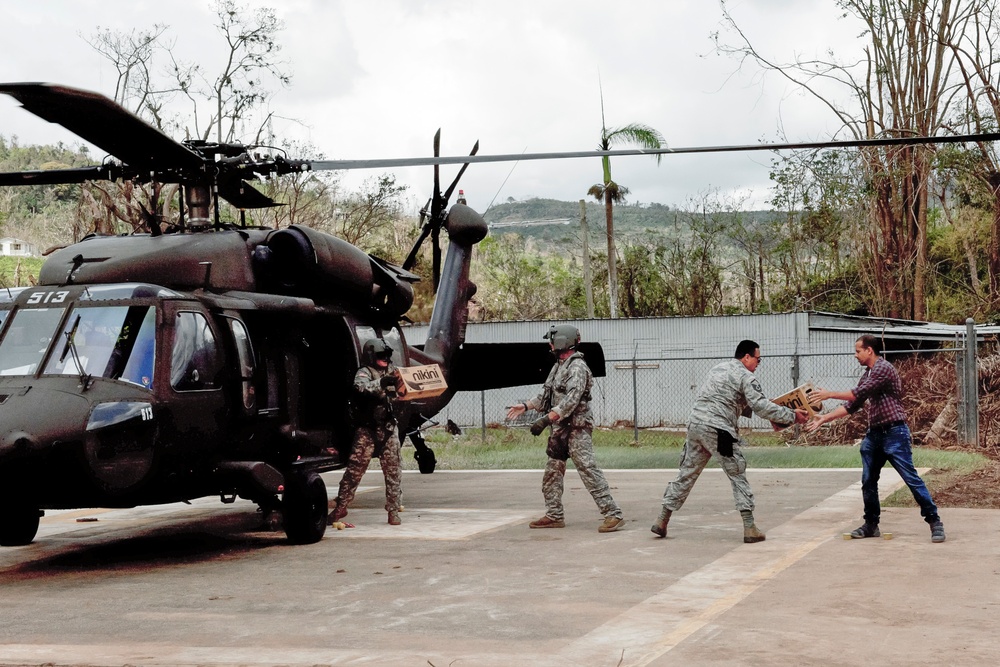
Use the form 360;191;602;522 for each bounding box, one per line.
0;212;487;545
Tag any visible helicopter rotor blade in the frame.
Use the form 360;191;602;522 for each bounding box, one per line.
402;197;433;272
430;129;442;220
308;132;1000;172
430;138;479;291
0;164;127;186
428;130;444;290
442;139;480;202
0;83;206;173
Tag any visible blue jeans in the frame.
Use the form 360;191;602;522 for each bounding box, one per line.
860;423;939;525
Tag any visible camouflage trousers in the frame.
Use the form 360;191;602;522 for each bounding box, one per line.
336;426;402;513
542;427;622;522
660;422;755;513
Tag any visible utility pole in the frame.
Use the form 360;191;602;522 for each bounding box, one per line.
580;200;595;318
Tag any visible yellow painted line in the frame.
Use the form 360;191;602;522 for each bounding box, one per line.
559;469;905;666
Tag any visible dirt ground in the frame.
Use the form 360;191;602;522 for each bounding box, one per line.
932;454;1000;508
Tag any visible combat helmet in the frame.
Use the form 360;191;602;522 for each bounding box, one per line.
362;337;394;365
544;324;580;352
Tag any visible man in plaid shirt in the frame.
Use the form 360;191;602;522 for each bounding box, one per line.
807;335;945;543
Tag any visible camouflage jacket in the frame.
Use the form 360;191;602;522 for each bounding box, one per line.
688;359;794;436
351;364;398;427
532;351;593;429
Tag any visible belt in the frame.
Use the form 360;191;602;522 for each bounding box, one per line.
868;420;905;432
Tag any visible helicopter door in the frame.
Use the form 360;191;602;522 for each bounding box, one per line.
165;307;229;460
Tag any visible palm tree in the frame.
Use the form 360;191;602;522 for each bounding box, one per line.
588;105;664;318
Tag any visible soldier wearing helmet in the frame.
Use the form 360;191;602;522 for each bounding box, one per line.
329;337;407;526
506;324;624;533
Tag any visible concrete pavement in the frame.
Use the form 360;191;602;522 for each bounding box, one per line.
0;468;997;666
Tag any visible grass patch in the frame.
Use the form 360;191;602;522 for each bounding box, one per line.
0;256;43;286
401;427;991;477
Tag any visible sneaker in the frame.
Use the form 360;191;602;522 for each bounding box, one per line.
387;510;401;526
930;520;946;543
849;523;880;539
529;516;565;529
598;516;624;533
743;524;766;543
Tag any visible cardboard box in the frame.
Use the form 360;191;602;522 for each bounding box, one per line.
396;364;448;401
771;382;823;415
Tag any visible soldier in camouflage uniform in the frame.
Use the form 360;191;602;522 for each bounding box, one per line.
329;338;407;526
507;325;624;533
651;340;808;543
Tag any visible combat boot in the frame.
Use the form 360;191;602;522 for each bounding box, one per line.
651;508;671;538
388;510;401;525
529;516;565;529
740;510;766;543
327;503;347;526
598;516;624;533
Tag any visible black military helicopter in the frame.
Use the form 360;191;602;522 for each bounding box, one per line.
1;83;997;549
0;83;609;547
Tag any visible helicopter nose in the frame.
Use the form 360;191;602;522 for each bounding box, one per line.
0;431;36;458
0;387;89;457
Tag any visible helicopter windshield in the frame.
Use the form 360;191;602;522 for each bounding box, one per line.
42;305;156;388
0;308;67;376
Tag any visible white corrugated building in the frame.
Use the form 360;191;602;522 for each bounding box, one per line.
403;312;998;430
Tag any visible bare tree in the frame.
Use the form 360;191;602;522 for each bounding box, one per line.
715;0;968;319
174;0;291;144
334;175;407;250
83;25;169;116
941;0;1000;306
82;0;291;234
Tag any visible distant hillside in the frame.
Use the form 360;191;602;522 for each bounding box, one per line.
481;197;773;250
483;198;684;246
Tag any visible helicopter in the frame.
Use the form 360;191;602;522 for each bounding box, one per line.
0;82;609;547
2;83;998;549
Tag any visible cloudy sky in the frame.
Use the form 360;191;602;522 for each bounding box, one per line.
0;0;861;214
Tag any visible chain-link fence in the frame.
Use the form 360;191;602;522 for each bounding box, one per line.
432;334;982;446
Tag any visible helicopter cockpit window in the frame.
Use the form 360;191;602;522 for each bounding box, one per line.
0;308;66;376
171;311;222;391
382;327;405;366
42;306;156;387
228;318;256;410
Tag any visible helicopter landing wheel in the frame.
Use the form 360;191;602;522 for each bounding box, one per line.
0;504;41;547
414;446;436;474
282;472;328;544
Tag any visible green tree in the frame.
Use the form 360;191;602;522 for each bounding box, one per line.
472;234;582;321
587;95;663;318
